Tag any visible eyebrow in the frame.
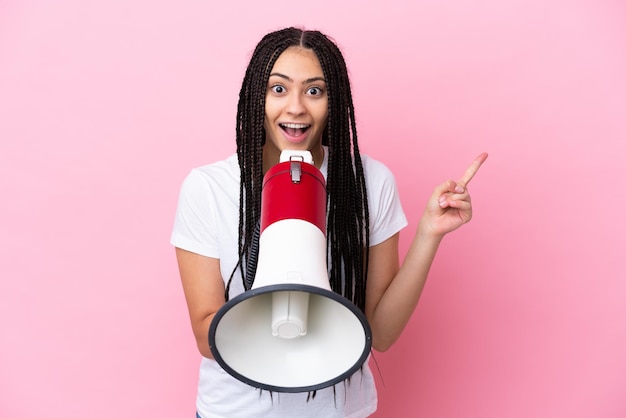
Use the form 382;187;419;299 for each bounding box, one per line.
269;72;326;84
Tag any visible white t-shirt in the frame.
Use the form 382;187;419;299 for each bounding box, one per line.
171;147;408;418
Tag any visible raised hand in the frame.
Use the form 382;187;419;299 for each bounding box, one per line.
421;153;488;237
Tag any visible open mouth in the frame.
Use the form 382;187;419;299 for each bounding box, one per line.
280;123;311;137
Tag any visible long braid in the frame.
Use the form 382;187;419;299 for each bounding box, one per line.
307;31;370;312
226;31;295;299
227;28;370;315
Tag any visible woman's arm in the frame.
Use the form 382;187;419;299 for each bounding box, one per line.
365;153;488;352
176;247;226;358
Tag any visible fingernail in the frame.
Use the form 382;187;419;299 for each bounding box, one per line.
455;185;464;193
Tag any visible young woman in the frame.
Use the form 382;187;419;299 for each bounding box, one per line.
171;27;487;418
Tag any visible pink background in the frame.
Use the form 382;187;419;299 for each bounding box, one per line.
1;0;625;417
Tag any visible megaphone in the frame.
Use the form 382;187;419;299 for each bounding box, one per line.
208;150;372;393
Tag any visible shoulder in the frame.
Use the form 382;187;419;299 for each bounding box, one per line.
360;153;394;174
359;153;397;188
175;154;240;212
187;153;239;183
181;154;239;191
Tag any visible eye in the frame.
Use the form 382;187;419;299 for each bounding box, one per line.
270;85;286;94
307;86;323;96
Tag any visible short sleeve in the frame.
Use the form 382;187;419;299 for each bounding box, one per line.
170;169;220;258
364;158;408;246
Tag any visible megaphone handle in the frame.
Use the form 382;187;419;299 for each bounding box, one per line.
244;221;261;291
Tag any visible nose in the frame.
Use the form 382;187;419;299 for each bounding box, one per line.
286;93;306;115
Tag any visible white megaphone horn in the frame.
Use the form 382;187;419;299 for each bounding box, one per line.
208;150;372;393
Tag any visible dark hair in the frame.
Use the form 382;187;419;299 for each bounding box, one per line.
228;27;370;313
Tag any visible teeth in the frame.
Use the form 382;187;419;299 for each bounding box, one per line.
281;123;309;129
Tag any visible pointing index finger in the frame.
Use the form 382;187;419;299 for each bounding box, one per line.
458;152;488;188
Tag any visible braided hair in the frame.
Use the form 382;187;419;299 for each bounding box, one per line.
227;27;370;313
